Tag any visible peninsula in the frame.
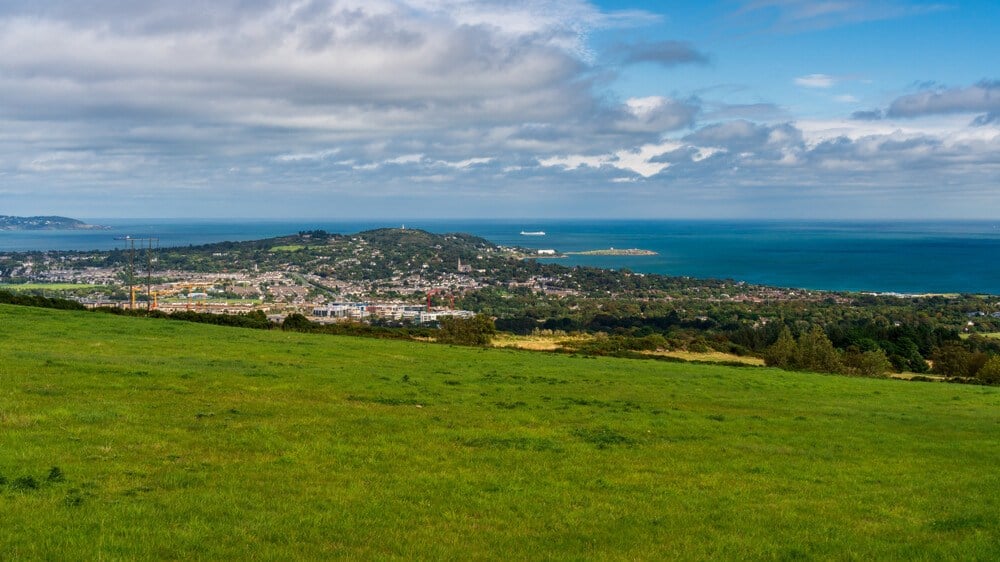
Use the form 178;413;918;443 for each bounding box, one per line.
567;248;658;256
0;215;110;231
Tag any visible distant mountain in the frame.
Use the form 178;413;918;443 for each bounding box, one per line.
0;215;110;231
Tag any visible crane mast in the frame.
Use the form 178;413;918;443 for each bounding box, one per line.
115;236;159;310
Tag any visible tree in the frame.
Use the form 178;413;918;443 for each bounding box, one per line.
796;326;843;374
843;348;892;378
975;355;1000;384
282;313;315;332
437;314;496;346
932;343;973;377
763;326;798;369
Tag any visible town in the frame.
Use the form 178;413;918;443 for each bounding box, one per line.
3;226;1000;383
0;227;864;326
0;230;499;324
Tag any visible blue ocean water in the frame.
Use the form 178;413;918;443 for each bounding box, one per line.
2;219;998;295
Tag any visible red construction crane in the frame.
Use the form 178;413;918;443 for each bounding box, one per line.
426;289;455;312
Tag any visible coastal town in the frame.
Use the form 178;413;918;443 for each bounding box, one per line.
0;231;492;324
3;227;999;362
0;227;859;327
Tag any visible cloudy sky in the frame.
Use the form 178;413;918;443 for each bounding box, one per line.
1;0;998;219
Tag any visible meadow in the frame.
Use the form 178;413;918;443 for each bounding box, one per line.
1;304;998;560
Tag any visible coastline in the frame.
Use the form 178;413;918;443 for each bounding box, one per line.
2;218;999;295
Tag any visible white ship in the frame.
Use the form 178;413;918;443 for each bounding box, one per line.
520;230;546;236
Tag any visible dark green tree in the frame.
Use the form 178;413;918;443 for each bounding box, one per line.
763;326;798;369
843;348;892;378
282;313;315;332
976;355;1000;384
796;326;843;374
437;314;496;346
932;343;973;377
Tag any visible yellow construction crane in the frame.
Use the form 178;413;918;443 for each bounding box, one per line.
116;236;159;310
150;283;213;311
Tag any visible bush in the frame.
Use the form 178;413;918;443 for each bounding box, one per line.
843;348;892;378
0;290;85;311
933;343;974;377
764;325;846;375
797;326;844;373
976;355;1000;384
687;341;709;353
282;313;315;332
437;314;496;346
763;327;797;368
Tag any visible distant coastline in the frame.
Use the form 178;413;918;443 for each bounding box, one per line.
0;219;997;294
0;215;110;231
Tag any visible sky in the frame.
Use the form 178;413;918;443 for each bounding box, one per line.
1;0;998;219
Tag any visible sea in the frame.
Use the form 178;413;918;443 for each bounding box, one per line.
2;219;999;295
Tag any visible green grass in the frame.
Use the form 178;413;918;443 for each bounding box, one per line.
964;332;1000;340
1;304;998;560
268;244;306;252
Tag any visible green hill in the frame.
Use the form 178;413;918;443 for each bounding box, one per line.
0;215;108;230
1;304;997;559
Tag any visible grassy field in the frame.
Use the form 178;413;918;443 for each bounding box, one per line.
493;334;764;366
492;332;592;351
1;304;998;560
644;349;765;366
963;332;1000;340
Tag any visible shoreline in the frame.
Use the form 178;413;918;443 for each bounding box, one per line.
3;220;998;295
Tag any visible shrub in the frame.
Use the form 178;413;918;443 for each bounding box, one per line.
764;325;847;375
797;326;844;374
976;355;1000;384
843;348;893;378
0;290;85;311
437;314;496;346
282;313;316;332
687;341;709;353
933;343;974;377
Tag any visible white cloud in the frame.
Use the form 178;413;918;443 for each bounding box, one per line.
734;1;950;33
436;157;494;169
386;154;426;165
887;80;1000;117
21;151;143;173
692;147;725;162
537;154;608;172
540;140;713;178
795;74;836;88
616;96;698;133
0;2;996;219
275;149;341;162
0;1;596;134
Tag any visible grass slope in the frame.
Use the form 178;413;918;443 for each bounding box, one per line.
1;304;998;560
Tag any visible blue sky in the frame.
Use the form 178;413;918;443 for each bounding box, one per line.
1;0;997;219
